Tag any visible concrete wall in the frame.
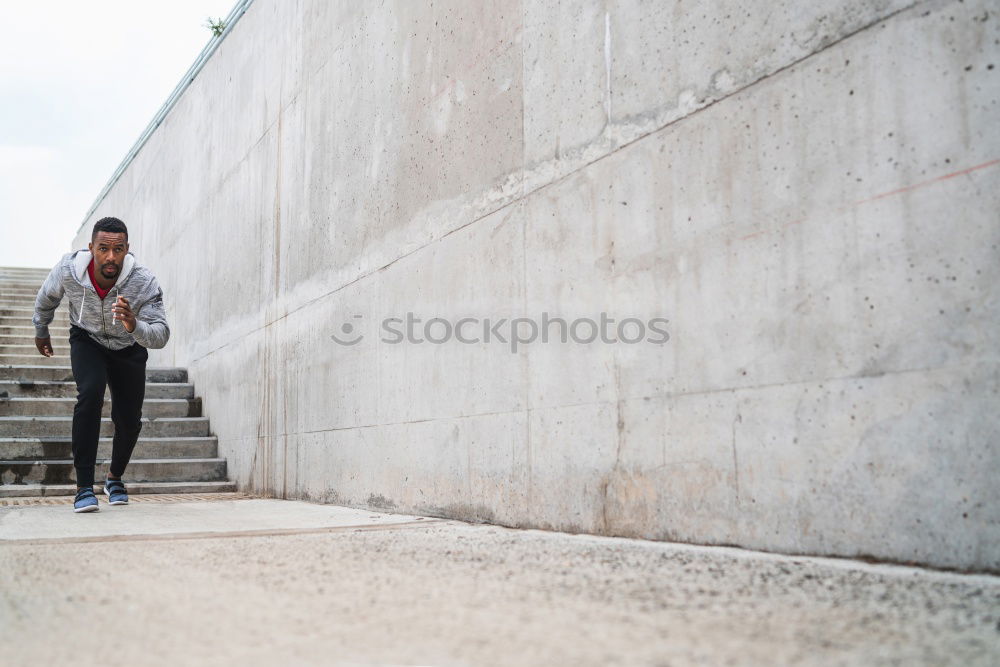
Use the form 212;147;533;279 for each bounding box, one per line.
73;0;1000;571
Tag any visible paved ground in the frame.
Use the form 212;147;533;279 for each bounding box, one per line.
1;496;997;666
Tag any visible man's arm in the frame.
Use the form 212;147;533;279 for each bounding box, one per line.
128;278;170;349
32;261;65;340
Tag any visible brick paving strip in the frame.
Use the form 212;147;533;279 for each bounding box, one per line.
0;491;255;506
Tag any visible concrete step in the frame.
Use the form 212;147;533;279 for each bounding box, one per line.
0;290;45;298
2;338;73;348
0;301;69;320
0;416;210;437
0;298;43;312
0;328;72;339
0;366;73;382
0;308;67;315
0;279;45;287
0;316;73;326
0;294;43;303
0;265;49;273
1;303;65;310
0;315;72;325
0;294;42;308
0;335;62;345
0;366;187;382
0;380;194;399
0;315;75;328
0;355;73;366
0;291;44;298
0;397;202;418
0;344;69;355
0;457;227;485
0;306;47;316
0;332;71;343
0;436;218;460
0;272;47;279
0;284;45;291
0;479;237;497
0;273;48;280
0;296;44;305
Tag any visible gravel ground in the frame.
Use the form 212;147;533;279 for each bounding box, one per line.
1;510;998;666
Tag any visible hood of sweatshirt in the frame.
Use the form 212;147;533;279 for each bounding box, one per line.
71;248;137;290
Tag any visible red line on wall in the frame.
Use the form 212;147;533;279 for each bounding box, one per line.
739;157;999;241
852;158;1000;206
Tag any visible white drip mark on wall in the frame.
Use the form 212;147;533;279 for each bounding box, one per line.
604;11;612;125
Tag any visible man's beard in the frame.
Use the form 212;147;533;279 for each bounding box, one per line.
101;264;119;276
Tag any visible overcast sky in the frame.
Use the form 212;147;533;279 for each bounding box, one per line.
0;0;236;269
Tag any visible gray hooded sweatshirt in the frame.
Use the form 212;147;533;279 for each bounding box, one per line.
33;249;170;350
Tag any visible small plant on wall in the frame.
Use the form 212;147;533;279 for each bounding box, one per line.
204;17;226;37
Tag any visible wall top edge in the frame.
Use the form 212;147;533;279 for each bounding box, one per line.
75;0;256;236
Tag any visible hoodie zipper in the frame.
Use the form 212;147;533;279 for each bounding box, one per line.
100;290;110;346
77;252;134;346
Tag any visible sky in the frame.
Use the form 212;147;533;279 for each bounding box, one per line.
0;0;236;269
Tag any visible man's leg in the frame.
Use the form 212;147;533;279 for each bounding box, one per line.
69;326;108;490
106;341;148;482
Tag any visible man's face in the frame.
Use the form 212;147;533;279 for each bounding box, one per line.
88;232;128;280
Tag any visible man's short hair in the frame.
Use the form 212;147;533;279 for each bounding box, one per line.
92;217;128;242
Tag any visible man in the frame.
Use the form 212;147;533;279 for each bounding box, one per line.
32;217;170;513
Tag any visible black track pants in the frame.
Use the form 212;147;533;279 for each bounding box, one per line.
68;324;148;488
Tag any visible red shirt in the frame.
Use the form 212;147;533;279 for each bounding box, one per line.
87;258;114;299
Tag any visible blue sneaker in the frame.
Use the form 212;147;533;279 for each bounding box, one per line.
103;478;129;505
73;487;99;513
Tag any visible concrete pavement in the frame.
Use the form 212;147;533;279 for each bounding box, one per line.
1;495;998;666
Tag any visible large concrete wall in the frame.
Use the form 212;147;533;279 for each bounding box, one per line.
73;0;999;571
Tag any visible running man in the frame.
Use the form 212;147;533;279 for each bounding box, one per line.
32;217;170;512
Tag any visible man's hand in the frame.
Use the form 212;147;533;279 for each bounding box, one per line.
35;337;53;357
112;295;136;333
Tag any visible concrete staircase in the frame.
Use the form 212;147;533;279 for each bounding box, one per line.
0;265;234;497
